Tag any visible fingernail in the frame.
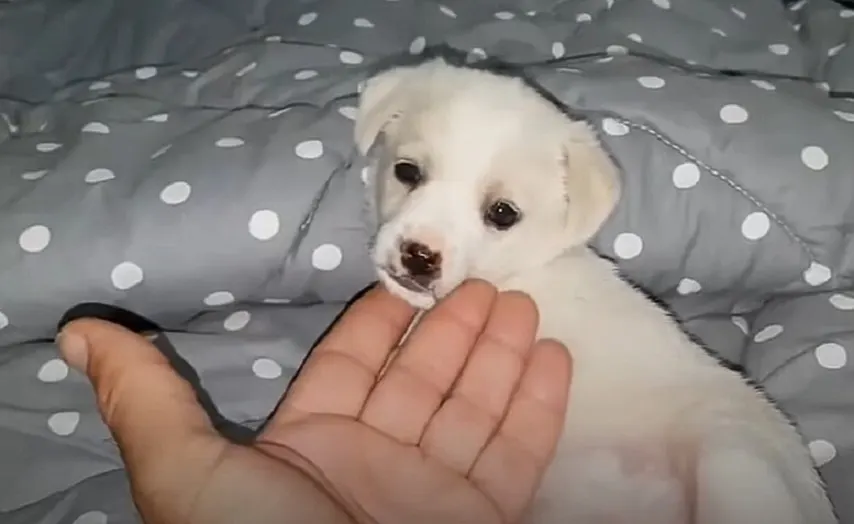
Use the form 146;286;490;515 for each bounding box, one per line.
55;331;89;372
140;331;159;342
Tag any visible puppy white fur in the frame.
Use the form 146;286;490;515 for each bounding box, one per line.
355;58;837;524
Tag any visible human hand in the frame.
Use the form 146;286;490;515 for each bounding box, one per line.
57;280;572;524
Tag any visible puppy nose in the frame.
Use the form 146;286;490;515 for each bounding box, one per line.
400;240;442;281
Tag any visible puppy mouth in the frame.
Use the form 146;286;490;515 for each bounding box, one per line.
379;267;434;294
388;271;430;293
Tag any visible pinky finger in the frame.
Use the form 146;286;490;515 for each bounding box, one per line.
467;339;572;522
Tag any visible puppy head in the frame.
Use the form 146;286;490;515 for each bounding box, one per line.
356;59;621;309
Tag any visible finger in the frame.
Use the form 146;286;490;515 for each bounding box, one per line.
57;319;225;476
418;291;539;475
469;339;572;522
264;285;416;436
359;279;498;444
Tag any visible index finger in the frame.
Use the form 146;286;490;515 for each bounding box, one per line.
263;285;416;436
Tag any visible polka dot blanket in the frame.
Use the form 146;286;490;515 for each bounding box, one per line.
1;0;853;522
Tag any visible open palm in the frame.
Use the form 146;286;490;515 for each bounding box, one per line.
61;281;571;524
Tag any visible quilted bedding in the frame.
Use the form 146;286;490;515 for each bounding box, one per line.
1;0;853;522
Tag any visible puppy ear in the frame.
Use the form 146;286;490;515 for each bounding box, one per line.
354;67;414;155
561;121;622;244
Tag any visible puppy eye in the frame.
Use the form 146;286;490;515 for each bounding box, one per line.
484;200;522;230
393;161;424;188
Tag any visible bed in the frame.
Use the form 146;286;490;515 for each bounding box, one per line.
1;0;853;522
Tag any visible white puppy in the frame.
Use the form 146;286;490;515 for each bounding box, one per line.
355;58;837;524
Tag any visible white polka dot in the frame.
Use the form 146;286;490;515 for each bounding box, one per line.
730;6;746;18
204;291;235;307
731;315;749;334
829;293;854;310
576;13;592;22
552;42;566;58
249;210;280;241
361;166;371;185
607;45;628;55
769;43;790;56
0;311;7;330
627;33;643;43
111;261;144;290
82;122;110;134
312;244;343;271
48;411;80;436
135;66;158;80
224;310;251;331
711;28;727;37
677;278;702;295
295;139;324;159
804;262;832;286
800;146;829;171
808;439;837;467
750;79;776;90
815;342;847;369
741;212;770;240
338;106;357;120
753;324;783;343
294;69;318;80
263;297;292;304
602;118;629;136
216;137;244;148
339;51;364;64
298;12;317;25
268;108;291;119
235;62;257;78
828;43;846;57
652;0;670;9
613;233;643;260
159;181;192;205
265;35;282;42
37;359;69;382
720;104;749;124
152;145;172;159
252;358;283;379
36;142;62;152
19;225;51;253
466;48;487;63
72;511;108;524
637;76;665;89
672;162;700;188
495;10;515;20
439;5;457;17
21;169;48;181
353;17;374;28
834;110;854;122
145;113;169;123
182;70;200;78
841;9;854;18
409;36;426;55
84;168;115;183
89;81;111;90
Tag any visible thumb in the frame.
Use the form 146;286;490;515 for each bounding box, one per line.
57;319;226;476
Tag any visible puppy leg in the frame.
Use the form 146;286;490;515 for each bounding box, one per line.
526;444;689;524
694;444;836;524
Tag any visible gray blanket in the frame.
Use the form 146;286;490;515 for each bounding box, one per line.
2;0;854;522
